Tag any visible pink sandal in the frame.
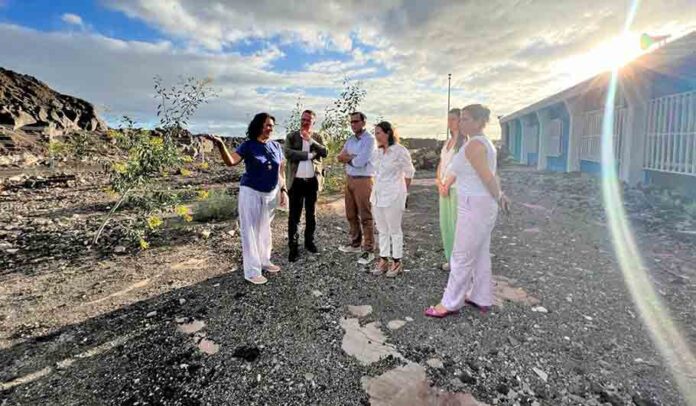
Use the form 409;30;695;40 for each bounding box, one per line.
263;264;281;274
424;306;459;318
465;299;491;314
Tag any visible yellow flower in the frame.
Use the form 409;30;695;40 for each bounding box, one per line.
180;168;192;177
182;156;194;163
175;205;193;222
148;137;164;147
197;190;210;201
103;187;118;197
112;162;127;174
147;215;163;230
198;161;210;170
139;238;150;250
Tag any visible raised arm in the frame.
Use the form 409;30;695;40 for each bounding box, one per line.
311;134;328;159
207;136;242;166
283;132;312;162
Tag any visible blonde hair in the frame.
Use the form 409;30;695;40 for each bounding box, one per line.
462;104;491;125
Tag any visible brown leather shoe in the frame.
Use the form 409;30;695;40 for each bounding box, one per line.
386;261;403;277
371;258;389;276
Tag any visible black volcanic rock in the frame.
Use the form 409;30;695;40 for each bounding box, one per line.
0;67;106;132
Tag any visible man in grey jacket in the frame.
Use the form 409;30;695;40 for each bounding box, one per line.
284;110;328;262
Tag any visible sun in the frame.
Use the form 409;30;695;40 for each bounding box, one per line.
556;32;645;83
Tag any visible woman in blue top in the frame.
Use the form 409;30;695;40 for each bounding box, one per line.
208;113;287;285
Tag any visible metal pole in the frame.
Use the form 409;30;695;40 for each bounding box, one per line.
447;73;452;139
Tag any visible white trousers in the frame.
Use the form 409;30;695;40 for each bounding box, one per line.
441;195;498;310
238;186;277;279
373;203;404;259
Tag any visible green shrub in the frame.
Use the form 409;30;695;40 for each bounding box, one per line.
193;189;237;222
322;138;346;194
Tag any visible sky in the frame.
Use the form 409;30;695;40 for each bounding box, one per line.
0;0;694;140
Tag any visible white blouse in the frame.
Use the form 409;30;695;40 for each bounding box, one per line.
439;138;458;182
370;144;416;208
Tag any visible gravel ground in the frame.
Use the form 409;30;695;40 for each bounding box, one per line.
1;165;695;405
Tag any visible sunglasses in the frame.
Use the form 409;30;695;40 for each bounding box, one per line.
350;120;363;124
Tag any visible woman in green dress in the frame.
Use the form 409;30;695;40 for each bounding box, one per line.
436;108;464;271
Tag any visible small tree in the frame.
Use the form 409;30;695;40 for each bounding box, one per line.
319;77;367;143
283;97;304;136
93;77;215;246
318;78;367;193
70;131;91;160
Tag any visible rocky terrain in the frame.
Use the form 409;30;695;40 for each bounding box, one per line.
1;161;694;405
0;67;105;133
1;65;695;405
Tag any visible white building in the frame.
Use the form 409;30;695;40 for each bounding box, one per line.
500;31;696;196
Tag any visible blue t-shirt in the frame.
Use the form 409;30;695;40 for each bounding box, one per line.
235;139;284;193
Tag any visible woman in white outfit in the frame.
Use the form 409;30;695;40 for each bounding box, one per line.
425;104;510;317
207;112;288;285
370;121;416;277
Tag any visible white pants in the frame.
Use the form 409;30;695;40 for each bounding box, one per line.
441;195;498;310
373;203;404;259
238;186;277;279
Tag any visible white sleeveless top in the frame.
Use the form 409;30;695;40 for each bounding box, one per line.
447;134;497;198
439;138;457;182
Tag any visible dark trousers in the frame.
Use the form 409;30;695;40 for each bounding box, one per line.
288;177;319;247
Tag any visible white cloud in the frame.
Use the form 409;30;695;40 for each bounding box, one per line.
3;1;696;140
61;13;84;27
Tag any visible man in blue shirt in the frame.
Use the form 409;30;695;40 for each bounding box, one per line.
337;112;376;264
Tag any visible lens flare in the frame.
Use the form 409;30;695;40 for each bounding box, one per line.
601;1;696;404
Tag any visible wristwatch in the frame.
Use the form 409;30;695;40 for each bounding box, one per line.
280;186;288;194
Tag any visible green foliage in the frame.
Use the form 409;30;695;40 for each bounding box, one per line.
109;118;182;195
48;140;70;160
316;78;366;194
283;97;303;136
70;131;91;159
94;76;216;247
193;189;237;222
319;77;366;143
320;137;346;194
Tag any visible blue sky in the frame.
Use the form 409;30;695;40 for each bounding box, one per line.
0;0;162;42
0;0;694;138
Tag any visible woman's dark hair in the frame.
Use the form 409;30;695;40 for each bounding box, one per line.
376;121;399;147
246;112;275;140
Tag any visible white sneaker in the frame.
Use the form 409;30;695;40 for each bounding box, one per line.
357;251;375;265
339;245;362;253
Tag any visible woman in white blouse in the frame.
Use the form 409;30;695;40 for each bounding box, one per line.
369;121;416;277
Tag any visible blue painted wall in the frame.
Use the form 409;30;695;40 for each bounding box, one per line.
546;105;569;172
514;122;523;161
580;160;602;175
528;152;538;166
